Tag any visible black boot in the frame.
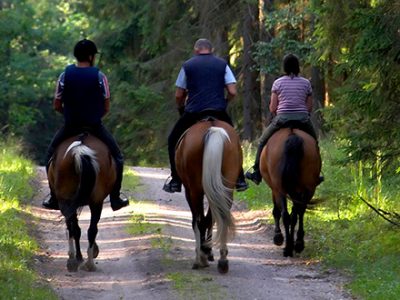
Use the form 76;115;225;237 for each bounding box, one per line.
245;167;262;185
110;195;129;211
236;170;249;192
110;162;129;211
42;192;59;210
162;177;182;193
245;143;264;185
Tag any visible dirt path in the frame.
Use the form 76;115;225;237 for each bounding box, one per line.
31;166;353;300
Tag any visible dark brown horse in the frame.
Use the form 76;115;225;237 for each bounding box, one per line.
47;133;116;271
175;120;242;273
260;128;321;257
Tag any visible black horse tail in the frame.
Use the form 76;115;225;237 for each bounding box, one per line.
61;141;99;218
281;133;304;199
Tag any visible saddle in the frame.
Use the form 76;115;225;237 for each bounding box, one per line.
176;116;220;149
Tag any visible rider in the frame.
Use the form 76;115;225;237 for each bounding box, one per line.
42;39;129;211
163;38;248;193
246;53;322;185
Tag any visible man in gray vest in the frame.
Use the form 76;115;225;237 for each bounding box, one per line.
163;38;248;193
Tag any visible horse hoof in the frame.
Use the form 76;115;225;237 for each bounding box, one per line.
294;241;304;253
93;243;99;258
81;262;97;272
67;258;79;272
273;233;284;246
283;248;293;257
217;260;229;274
192;263;200;270
207;254;215;262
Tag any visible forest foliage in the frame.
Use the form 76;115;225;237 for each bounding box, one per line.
1;0;399;170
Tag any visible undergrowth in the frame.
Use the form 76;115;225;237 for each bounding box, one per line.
0;140;56;299
238;137;400;300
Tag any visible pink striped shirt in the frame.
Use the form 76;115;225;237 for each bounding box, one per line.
272;75;312;114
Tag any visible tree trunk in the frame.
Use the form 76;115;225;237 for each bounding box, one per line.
311;66;325;138
242;1;260;141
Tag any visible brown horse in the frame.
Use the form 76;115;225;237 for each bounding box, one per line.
260;128;321;257
47;133;116;271
175;120;242;273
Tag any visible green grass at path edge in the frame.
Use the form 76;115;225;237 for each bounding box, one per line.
0;141;57;299
237;138;400;300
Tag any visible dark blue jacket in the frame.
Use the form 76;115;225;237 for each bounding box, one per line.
183;54;227;113
62;65;104;126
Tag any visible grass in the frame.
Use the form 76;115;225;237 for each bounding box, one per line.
0;141;56;299
237;138;400;300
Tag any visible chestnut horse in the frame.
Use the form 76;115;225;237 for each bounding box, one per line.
175;120;242;273
260;127;321;257
47;133;116;271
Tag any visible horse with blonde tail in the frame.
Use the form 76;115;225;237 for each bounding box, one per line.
175;119;241;274
48;133;116;272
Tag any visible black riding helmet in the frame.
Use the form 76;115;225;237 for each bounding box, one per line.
73;39;98;62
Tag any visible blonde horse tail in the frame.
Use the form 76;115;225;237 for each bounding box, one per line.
202;127;235;248
62;141;99;217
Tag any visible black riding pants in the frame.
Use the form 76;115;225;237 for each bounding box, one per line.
45;123;124;198
167;110;233;179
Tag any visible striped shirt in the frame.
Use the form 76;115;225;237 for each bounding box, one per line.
54;69;110;100
272;75;312;114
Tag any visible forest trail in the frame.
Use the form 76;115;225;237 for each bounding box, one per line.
31;166;353;300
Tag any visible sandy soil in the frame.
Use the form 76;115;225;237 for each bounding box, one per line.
30;166;354;300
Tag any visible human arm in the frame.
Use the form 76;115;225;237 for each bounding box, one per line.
225;83;237;102
269;92;278;115
225;65;237;102
175;87;187;114
53;73;64;114
175;67;188;114
99;72;111;117
306;95;313;113
53;98;63;114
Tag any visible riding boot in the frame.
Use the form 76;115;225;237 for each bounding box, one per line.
162;176;182;193
42;190;59;210
163;148;182;193
110;161;129;211
236;169;249;192
42;158;60;210
245;143;264;185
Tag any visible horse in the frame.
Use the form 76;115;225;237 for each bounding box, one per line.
47;133;116;272
175;119;242;274
259;127;321;257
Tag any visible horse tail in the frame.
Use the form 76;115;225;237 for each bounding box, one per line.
202;127;235;248
281;133;304;199
62;141;99;216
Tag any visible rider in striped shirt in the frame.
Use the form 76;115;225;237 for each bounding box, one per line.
246;54;320;185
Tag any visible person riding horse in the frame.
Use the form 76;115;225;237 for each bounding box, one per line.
42;39;129;211
246;54;323;185
163;38;248;193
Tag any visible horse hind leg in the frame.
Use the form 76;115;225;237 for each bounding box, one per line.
294;204;306;253
81;204;102;272
66;213;83;272
280;196;294;257
203;207;214;262
192;216;209;269
217;207;230;274
272;196;284;246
